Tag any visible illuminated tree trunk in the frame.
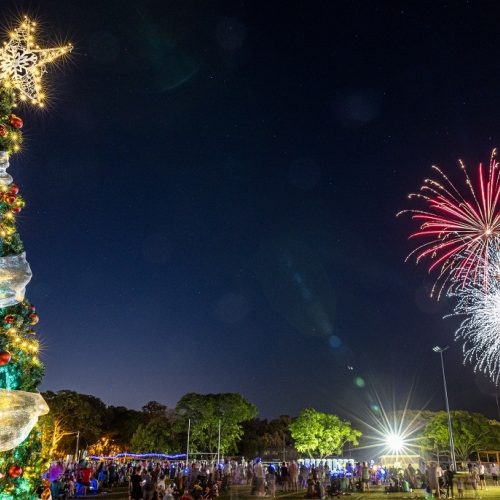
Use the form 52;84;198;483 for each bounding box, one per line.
0;88;48;499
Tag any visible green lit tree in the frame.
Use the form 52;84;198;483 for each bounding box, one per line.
419;410;500;462
289;408;361;459
0;17;72;499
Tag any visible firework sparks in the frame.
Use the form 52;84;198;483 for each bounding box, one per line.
449;247;500;384
398;150;500;297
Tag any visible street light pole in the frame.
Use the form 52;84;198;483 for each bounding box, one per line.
186;418;191;465
75;431;80;463
433;346;457;471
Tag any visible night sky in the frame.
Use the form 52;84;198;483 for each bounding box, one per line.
5;0;500;419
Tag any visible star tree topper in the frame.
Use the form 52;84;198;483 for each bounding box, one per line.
0;16;72;107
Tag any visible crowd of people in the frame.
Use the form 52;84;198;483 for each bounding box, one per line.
41;457;500;499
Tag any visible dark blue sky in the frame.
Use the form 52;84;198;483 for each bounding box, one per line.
5;0;500;418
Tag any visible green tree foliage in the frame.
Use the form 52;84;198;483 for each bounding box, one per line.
419;410;500;462
289;408;361;459
141;400;168;418
42;390;107;452
101;406;144;449
130;417;176;453
175;393;257;454
129;400;178;453
239;416;293;458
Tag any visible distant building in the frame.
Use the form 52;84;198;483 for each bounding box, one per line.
379;453;424;468
471;450;500;463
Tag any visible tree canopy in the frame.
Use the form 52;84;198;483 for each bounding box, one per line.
175;393;257;454
419;410;500;462
239;416;293;458
289;408;361;459
42;390;107;454
130;417;177;453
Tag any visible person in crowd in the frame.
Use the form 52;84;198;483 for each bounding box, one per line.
180;488;194;500
289;460;299;491
163;482;175;500
361;461;370;492
456;475;464;499
345;461;354;491
444;464;454;499
266;464;276;498
491;462;499;486
280;462;290;492
299;462;308;489
426;462;440;499
156;473;166;498
406;463;416;489
469;465;480;500
246;462;253;486
252;458;265;496
78;461;93;497
142;468;155;500
50;476;65;499
129;465;144;500
478;461;487;490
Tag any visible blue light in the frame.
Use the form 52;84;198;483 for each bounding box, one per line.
89;452;187;460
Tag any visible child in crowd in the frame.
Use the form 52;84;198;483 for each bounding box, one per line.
456;476;464;499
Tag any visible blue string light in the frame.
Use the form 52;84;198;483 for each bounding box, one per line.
89;452;187;460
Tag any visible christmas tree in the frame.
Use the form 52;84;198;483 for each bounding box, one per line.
0;17;71;499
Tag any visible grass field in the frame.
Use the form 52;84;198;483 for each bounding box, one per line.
101;484;500;499
219;484;500;499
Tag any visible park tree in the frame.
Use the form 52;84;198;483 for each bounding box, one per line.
101;406;144;450
289;408;361;459
239;415;294;458
39;414;77;462
142;400;168;418
130;417;177;453
87;436;120;457
419;410;500;462
176;393;257;454
42;390;107;454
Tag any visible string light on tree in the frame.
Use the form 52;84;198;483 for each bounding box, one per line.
0;14;72;499
0;16;72;107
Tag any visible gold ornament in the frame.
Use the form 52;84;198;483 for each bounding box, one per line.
0;16;72;106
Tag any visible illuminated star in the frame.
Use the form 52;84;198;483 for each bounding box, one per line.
0;16;72;106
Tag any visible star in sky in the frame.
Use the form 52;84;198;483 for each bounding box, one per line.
0;16;72;106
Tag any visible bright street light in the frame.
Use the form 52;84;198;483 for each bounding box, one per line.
385;432;405;453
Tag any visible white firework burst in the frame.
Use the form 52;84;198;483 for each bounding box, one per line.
450;246;500;383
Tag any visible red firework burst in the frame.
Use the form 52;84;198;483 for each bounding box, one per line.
398;150;500;296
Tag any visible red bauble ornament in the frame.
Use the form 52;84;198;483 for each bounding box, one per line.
0;351;11;366
8;114;23;129
11;207;21;214
4;314;15;324
0;125;8;138
5;194;16;205
29;313;39;325
8;184;19;195
8;465;22;478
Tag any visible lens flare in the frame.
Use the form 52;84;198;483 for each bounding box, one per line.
349;385;426;464
385;432;405;453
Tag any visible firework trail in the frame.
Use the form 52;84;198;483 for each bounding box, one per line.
449;246;500;383
399;150;500;297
